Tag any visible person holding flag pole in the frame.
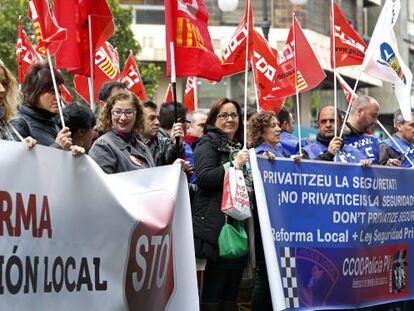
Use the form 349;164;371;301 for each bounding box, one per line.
27;0;67;128
169;42;182;155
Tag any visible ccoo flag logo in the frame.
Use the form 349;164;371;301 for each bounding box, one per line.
379;42;406;84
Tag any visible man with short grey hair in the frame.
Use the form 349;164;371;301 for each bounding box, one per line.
338;95;381;164
379;109;414;167
185;110;207;183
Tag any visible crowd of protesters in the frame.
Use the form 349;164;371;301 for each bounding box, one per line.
1;60;414;311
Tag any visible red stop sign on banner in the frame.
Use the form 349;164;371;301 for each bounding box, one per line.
124;192;175;310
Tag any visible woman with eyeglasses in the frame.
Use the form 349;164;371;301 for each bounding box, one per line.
89;89;155;174
0;62;36;147
248;111;286;311
11;63;74;151
192;98;250;311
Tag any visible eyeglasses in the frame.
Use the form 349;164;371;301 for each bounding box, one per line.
217;112;239;120
111;109;137;118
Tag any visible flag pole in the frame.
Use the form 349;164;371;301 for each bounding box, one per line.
250;59;261;111
377;120;414;167
46;50;65;128
9;124;25;143
169;41;181;157
88;15;95;111
331;0;338;135
293;14;303;157
242;0;251;149
339;70;362;138
194;77;199;111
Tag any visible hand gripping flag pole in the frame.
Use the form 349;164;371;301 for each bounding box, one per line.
170;41;181;157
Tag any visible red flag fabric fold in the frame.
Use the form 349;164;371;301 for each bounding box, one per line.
16;21;44;83
330;2;367;68
184;77;198;112
54;0;115;76
269;17;326;99
74;41;120;104
220;0;254;77
164;84;174;103
27;0;67;56
165;0;223;82
121;52;148;102
336;73;357;105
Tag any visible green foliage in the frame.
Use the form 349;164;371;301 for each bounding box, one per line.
139;63;162;100
0;0;30;74
107;0;161;99
0;0;160;99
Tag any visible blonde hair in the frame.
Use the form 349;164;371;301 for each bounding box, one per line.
0;63;19;124
98;89;143;133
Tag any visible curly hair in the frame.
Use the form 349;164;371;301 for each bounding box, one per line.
248;111;277;148
98;89;143;134
0;63;19;124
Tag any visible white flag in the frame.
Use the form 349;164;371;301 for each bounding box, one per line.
361;0;412;120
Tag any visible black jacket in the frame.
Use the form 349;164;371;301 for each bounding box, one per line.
11;105;59;146
192;125;241;260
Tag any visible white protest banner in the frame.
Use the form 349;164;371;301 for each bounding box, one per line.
0;141;198;310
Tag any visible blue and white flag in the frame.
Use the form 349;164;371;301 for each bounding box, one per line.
361;0;412;120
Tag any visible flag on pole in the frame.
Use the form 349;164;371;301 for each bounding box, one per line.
16;20;44;83
27;0;67;56
74;41;120;104
60;85;73;103
220;0;254;77
330;2;367;68
54;0;115;76
165;0;223;82
164;83;174;103
337;73;358;105
250;31;284;112
270;16;326;99
184;77;198;112
361;0;412;120
17;20;73;103
121;52;148;102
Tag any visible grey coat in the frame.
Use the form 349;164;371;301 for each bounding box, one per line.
89;131;155;174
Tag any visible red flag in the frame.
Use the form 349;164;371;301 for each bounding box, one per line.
251;31;284;112
164;84;174;103
336;73;358;105
184;77;198;112
165;0;223;82
16;20;44;83
74;41;120;104
251;31;277;98
270;17;326;99
54;0;115;76
330;2;367;68
221;0;254;77
60;85;73;103
121;52;148;101
27;0;67;56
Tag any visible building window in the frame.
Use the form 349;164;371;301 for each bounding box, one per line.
121;4;165;24
408;1;414;22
